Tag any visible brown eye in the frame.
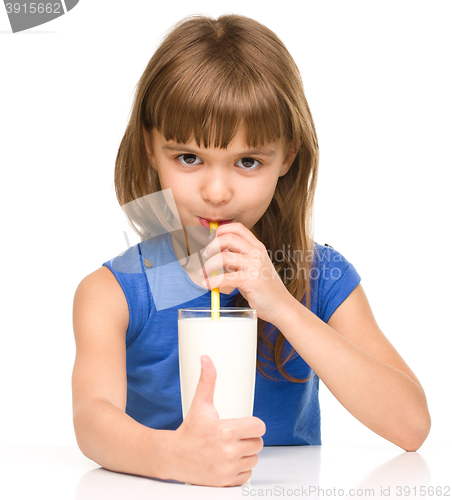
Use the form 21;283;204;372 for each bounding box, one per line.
237;157;260;170
178;154;201;166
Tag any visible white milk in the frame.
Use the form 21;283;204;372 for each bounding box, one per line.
178;317;257;419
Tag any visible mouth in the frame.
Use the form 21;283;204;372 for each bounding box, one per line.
198;217;233;228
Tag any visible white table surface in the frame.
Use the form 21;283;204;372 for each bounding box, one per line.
0;444;450;499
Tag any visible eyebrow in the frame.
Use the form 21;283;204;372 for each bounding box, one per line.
162;144;276;157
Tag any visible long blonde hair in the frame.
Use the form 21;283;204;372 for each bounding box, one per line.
115;14;319;382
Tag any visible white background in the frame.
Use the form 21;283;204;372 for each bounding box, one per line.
0;0;451;450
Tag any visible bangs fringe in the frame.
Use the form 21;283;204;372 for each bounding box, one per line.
145;41;294;150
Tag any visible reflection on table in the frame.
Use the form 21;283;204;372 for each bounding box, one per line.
0;444;448;500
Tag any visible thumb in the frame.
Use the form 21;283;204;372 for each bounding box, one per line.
189;355;218;415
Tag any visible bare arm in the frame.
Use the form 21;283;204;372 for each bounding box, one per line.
72;267;174;478
72;267;264;486
272;284;431;451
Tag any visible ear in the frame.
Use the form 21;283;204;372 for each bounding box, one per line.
279;141;301;177
142;127;157;170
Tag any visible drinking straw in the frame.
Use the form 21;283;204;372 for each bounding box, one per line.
210;222;220;320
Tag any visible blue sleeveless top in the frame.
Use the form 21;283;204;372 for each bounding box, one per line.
102;234;361;446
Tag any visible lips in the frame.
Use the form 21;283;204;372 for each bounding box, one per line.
198;217;233;228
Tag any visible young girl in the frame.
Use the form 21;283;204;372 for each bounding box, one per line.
72;14;431;487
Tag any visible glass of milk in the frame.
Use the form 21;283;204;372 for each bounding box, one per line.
178;308;257;419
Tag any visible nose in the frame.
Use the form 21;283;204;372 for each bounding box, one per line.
200;169;233;205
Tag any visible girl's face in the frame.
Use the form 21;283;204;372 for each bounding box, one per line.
143;127;297;233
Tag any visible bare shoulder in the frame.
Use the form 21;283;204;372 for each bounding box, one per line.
72;266;129;412
74;266;127;307
73;266;129;335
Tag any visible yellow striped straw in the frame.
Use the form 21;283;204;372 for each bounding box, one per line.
209;222;220;320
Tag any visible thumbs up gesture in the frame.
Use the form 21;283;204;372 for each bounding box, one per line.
170;355;266;487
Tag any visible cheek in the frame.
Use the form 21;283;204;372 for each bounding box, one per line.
250;177;278;203
154;165;180;191
164;182;191;212
239;181;275;218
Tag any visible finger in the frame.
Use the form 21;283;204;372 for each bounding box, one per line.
204;231;260;260
231;470;253;487
203;232;222;257
201;251;243;277
213;222;265;249
220;416;266;440
239;453;260;470
237;436;264;457
188;355;218;414
201;271;238;290
229;455;259;483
